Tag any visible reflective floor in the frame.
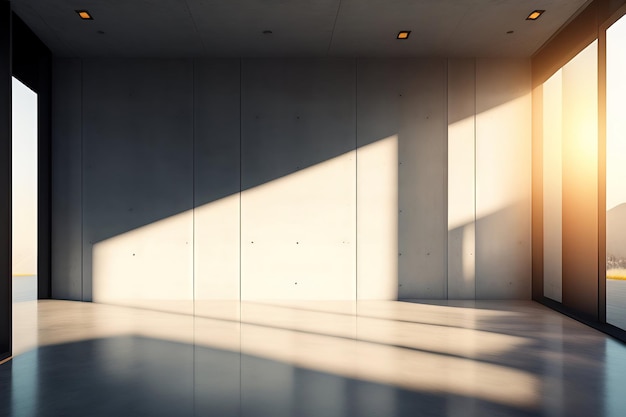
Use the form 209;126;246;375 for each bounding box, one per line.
11;276;37;303
2;299;626;417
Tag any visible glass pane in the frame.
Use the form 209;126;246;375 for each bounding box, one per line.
543;69;563;302
606;14;626;330
541;40;598;305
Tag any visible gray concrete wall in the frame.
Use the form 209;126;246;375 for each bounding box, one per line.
82;59;194;313
240;59;357;301
447;58;532;300
356;59;448;299
50;57;531;306
447;59;476;299
193;59;241;318
475;58;532;299
51;58;83;300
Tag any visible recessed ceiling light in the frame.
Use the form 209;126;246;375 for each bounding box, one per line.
526;10;544;20
75;10;93;20
397;31;411;40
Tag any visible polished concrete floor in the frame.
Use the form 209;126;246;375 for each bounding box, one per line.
607;279;626;329
2;299;626;417
11;276;37;303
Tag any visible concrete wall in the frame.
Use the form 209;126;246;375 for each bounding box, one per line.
474;59;532;298
240;59;357;301
51;57;531;310
51;59;82;300
447;59;532;300
357;59;447;299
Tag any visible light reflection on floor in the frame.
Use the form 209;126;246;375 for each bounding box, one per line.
3;300;625;417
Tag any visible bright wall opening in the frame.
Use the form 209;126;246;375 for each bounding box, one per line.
606;13;626;330
12;76;37;302
542;69;563;302
541;40;598;308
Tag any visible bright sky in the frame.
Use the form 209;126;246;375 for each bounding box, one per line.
12;76;38;276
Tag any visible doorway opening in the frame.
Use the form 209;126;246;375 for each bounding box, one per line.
11;76;37;303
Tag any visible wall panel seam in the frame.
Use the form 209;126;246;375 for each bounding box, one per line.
444;59;449;299
473;58;477;300
80;58;84;302
355;58;358;306
192;59;196;316
239;58;242;306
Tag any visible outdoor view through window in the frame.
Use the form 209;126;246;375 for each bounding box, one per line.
606;13;626;330
12;76;37;302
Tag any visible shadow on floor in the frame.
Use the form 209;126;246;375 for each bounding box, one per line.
0;335;543;417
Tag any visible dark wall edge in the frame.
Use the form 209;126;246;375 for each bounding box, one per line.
12;12;52;299
1;0;12;361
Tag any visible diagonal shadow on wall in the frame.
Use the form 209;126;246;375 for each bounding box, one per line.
51;57;530;305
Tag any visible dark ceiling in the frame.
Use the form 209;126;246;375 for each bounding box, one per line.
11;0;590;58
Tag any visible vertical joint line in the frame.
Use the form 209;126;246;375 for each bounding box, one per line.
192;60;196;317
354;59;359;342
355;59;358;313
473;58;477;299
80;59;84;302
443;58;450;300
239;59;242;309
238;57;243;417
191;59;196;416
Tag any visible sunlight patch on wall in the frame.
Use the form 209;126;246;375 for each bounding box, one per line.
241;150;357;301
462;224;475;284
448;115;476;293
194;193;240;320
448;116;475;231
93;141;403;306
194;193;240;300
357;135;398;300
475;94;531;220
92;209;193;314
